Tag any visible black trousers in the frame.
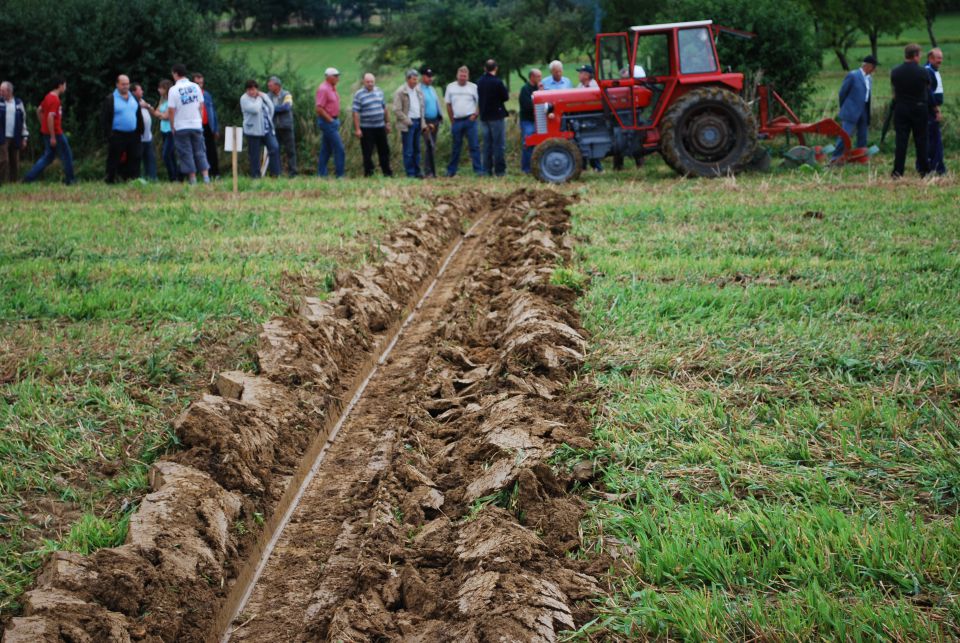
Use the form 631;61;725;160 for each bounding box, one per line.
892;103;929;177
106;130;142;183
360;126;392;177
203;124;220;177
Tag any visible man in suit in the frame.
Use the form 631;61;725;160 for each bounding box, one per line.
833;55;877;160
891;44;930;178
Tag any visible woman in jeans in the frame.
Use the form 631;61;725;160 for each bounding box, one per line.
240;79;280;178
146;79;179;181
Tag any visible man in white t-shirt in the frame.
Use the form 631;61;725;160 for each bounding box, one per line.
166;63;210;184
444;66;481;177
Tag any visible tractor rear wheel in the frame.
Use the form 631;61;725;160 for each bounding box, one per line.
531;138;583;184
659;87;757;177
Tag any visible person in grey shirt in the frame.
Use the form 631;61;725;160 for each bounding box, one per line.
240;79;280;178
267;76;297;176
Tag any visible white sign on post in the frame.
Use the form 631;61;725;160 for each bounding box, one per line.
224;127;243;151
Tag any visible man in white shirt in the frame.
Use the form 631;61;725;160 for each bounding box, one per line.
0;81;29;185
444;66;481;177
392;69;426;177
166;63;210;184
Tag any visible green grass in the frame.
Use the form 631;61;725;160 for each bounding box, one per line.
561;164;960;639
0;177;429;621
219;35;375;89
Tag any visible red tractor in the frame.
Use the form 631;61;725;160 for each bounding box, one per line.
527;20;857;182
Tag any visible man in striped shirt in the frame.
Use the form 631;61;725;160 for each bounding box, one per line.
352;72;393;177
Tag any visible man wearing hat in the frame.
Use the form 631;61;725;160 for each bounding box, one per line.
392;69;426;177
419;67;443;178
832;54;877;160
268;76;297;176
577;64;598;89
315;67;345;178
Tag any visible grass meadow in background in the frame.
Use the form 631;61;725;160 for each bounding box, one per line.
560;165;960;639
0;179;426;621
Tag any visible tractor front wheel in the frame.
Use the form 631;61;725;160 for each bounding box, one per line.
531;138;583;184
659;87;757;177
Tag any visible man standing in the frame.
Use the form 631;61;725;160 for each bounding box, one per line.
315;68;344;178
518;68;542;174
0;81;29;185
444;66;481;177
133;83;157;180
832;55;876;160
890;44;930;178
477;59;509;177
100;74;144;183
240;80;280;178
267;76;297;176
192;73;219;178
576;64;599;89
543;61;572;90
925;48;946;175
419;67;443;178
352;73;392;177
392;69;425;178
24;77;75;185
167;64;210;185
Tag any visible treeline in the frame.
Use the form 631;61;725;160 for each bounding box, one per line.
188;0;409;34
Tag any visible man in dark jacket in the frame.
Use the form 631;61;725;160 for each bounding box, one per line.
0;81;29;185
890;44;930;178
518;68;542;174
832;55;877;160
100;74;144;183
924;48;945;175
192;72;220;177
267;76;297;176
477;59;509;177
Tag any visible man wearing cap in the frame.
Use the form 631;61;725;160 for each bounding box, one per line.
832;55;877;160
393;69;426;178
543;61;572;90
477;59;509;177
316;67;344;178
419;67;443;178
268;76;297;176
891;43;930;178
518;68;542;174
577;64;598;89
444;66;481;177
924;48;946;175
352;72;392;177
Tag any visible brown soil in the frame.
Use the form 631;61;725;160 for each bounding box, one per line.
3;190;599;643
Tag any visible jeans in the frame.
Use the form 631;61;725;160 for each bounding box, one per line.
833;111;868;159
423;118;440;177
161;132;179;181
317;117;345;177
447;118;481;177
24;134;75;184
173;129;209;176
520;119;536;173
275;127;297;176
141;140;157;180
106;130;141;183
892;103;928;177
247;132;281;178
481;118;506;176
401;121;422;177
360;126;392;177
926;119;946;175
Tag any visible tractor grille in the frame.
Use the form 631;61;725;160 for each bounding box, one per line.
535;103;548;134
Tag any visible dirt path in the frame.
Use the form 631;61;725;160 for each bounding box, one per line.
226;190;597;642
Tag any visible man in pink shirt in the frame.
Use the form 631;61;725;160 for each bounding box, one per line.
315;67;344;177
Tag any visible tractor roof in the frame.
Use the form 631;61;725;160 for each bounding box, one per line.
630;20;712;33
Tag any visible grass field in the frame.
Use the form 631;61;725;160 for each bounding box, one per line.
561;166;960;639
220;35;374;88
0;179;427;620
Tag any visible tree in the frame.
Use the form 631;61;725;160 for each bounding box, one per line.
806;0;859;70
656;0;821;110
923;0;946;46
853;0;924;59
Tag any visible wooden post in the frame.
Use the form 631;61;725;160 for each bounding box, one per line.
232;128;239;195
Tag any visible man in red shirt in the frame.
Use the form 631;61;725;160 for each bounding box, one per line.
24;77;75;184
315;68;345;177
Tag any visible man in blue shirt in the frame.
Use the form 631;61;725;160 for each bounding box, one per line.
542;61;572;90
832;55;876;160
352;72;393;177
419;67;443;178
100;74;144;183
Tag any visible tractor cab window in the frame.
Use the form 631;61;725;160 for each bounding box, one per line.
633;33;670;79
678;27;717;74
597;34;631;81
